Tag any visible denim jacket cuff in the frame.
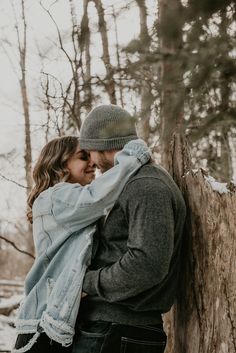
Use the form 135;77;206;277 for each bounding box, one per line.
115;139;151;165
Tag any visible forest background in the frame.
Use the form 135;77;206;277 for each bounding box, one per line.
0;1;235;353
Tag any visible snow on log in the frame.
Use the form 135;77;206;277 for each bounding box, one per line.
0;295;23;316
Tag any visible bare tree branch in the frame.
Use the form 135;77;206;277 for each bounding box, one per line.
0;235;35;259
40;0;75;76
0;173;29;189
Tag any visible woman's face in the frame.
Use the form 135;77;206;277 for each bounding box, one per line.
66;144;96;185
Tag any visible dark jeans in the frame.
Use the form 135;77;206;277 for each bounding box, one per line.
72;321;167;353
14;333;72;353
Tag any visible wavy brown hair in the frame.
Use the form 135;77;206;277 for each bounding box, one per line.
27;136;79;223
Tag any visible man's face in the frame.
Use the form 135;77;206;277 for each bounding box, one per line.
89;151;116;173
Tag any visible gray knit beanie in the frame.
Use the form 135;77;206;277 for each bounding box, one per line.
79;105;138;151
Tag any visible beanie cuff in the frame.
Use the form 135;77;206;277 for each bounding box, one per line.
79;135;138;151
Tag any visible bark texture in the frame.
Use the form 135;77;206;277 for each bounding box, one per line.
159;0;184;170
164;135;236;353
177;171;235;353
135;0;153;142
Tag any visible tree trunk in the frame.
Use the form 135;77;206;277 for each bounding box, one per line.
17;0;32;197
135;0;153;142
21;75;32;198
219;128;233;181
16;0;34;253
161;134;236;353
218;9;233;181
157;3;236;352
158;0;184;171
174;170;236;353
112;5;124;108
81;0;92;113
69;0;82;130
93;0;117;104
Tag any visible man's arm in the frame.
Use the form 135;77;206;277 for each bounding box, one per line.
82;177;175;302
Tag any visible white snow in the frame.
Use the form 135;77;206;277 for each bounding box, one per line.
204;176;229;194
0;295;23;311
191;169;199;174
0;292;22;351
184;169;201;176
0;312;17;352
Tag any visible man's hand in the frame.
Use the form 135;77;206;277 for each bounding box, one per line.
81;292;88;298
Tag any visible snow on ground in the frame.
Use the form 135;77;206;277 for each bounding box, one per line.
0;285;23;353
0;310;18;352
0;295;23;313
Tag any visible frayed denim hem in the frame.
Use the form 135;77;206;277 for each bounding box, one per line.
14;312;74;351
40;311;74;347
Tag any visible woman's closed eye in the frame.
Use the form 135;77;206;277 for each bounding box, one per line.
79;150;90;161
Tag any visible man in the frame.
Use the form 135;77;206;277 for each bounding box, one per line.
74;104;186;353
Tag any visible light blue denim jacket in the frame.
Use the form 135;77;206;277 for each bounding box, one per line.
13;140;150;352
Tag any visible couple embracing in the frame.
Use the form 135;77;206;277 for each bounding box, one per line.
13;104;186;353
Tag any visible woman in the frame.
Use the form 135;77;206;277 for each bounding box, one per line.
13;136;150;353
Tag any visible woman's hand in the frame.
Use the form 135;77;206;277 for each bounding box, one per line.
81;292;88;298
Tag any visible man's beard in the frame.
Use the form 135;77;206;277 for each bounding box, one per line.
100;160;113;173
97;155;114;174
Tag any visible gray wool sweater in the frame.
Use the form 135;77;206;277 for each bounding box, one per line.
80;162;186;325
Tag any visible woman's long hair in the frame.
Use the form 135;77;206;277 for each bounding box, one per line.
27;136;79;223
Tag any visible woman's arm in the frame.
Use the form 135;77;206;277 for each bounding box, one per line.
51;139;150;231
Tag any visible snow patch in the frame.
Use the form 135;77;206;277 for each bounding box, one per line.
204;176;229;194
0;290;23;351
0;313;17;352
0;295;23;310
184;169;201;176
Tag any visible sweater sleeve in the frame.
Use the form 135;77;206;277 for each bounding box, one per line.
82;177;175;302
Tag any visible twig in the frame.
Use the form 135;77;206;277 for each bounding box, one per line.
0;235;35;259
0;173;29;189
